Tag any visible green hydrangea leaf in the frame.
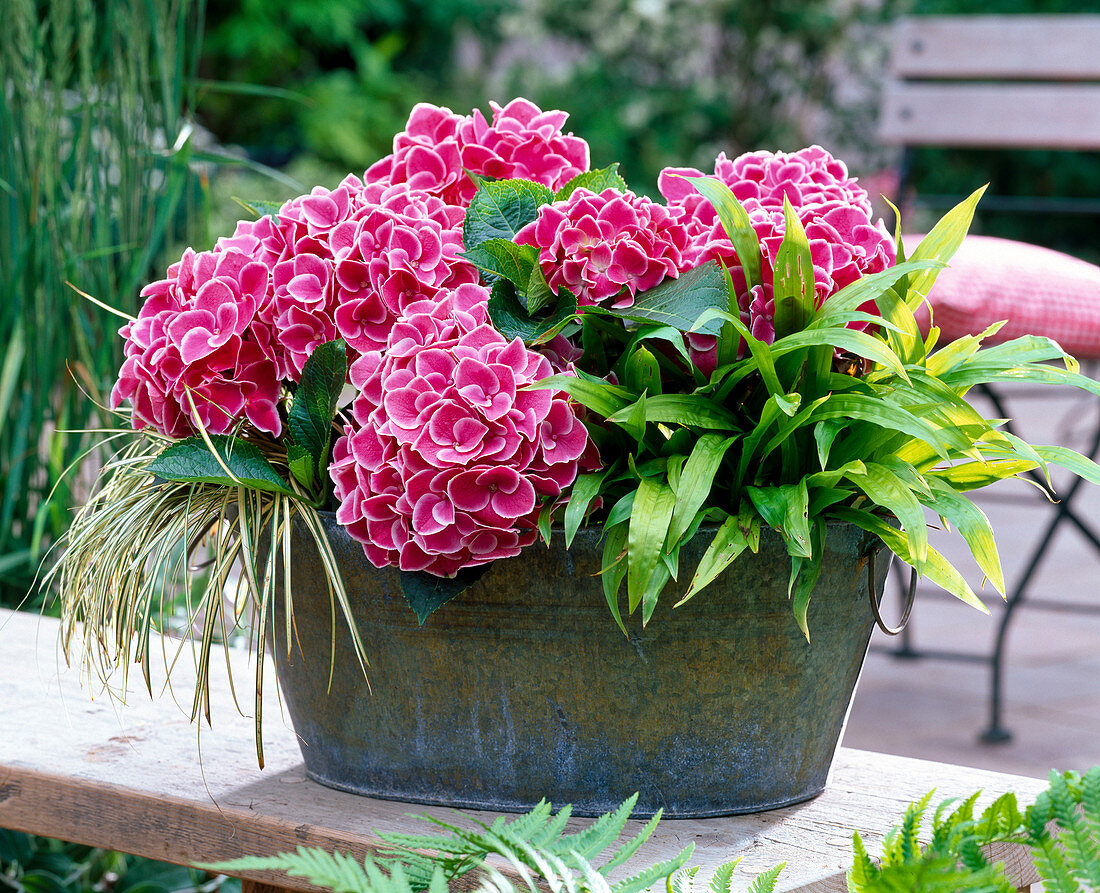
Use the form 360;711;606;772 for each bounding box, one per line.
287;443;317;491
554;164;629;201
288;340;347;475
612;261;727;335
235;198;285;219
149;436;296;496
400;565;489;626
463;239;540;287
487;278;577;344
463;178;553;250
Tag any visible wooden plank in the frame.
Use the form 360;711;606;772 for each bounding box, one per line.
892;15;1100;80
880;82;1100;149
0;608;1050;892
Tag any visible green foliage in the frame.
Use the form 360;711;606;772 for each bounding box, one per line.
47;430;367;767
207;770;1100;893
505;183;1100;635
148;436;298;498
286;339;349;490
0;830;231;893
399;565;489;626
0;0;207;609
198;0;508;169
209;794;696;893
849;768;1100;892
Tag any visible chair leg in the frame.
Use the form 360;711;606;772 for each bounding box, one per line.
980;397;1100;744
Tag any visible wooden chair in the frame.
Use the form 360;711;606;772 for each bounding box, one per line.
879;14;1100;743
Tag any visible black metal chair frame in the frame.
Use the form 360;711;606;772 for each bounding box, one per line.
881;381;1100;743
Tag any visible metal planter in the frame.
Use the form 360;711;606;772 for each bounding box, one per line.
271;512;886;817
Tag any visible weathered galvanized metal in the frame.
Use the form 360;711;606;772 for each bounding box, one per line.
270;513;886;817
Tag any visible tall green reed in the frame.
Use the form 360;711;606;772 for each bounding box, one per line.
0;0;207;608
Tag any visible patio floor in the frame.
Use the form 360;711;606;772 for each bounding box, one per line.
842;378;1100;780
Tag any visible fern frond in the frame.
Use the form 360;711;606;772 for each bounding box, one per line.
561;795;639;861
1047;771;1100;888
599;810;663;875
707;859;740;893
494;800;556;843
666;864;699;893
570;849;614;893
529;806;574;849
1031;837;1081;893
1027;791;1055;843
1082;767;1100;842
898;790;934;865
609;843;695;893
848;833;877;890
747;863;784;893
205;848;374;893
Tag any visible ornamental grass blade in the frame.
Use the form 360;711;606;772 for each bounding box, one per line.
681;514;748;604
930;458;1040;490
682;176;763;291
748;480;812;560
833;506;987;613
789;522;826;641
624;346;662;396
601;522;629;635
923;478;1004;595
770;327;909;381
1031;445;1100;488
564;471;608;548
906;186;986;307
772;197;816;339
606;394;739;431
874;283;925;366
812;259;943;324
627;478;676;619
669;435;735;545
846;462;929;572
531;374;634;418
809;393;953;461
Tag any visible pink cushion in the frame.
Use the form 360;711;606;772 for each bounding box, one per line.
910;235;1100;358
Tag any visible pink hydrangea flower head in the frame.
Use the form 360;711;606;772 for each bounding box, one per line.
365;99;591;207
658;147;895;365
331;284;593;577
331;183;479;356
457;98;590;196
364;103;468;205
112;246;281;439
515;188;689;309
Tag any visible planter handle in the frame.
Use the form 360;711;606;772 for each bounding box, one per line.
868;551;916;636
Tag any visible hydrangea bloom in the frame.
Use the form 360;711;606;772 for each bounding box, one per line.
515;188;689;308
659;146;895;360
222;175;478;377
330;283;591;577
111;246;281;439
366;98;590;207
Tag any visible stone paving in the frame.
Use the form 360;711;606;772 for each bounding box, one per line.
842;379;1100;780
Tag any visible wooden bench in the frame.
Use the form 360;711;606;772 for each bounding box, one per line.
878;13;1100;744
0;607;1051;891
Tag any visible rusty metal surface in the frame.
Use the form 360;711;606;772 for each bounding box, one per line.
271;515;886;818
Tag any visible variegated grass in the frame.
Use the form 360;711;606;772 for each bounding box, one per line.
47;426;366;766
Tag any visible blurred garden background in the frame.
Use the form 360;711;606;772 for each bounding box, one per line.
5;0;1100;616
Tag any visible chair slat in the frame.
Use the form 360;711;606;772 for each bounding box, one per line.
892;15;1100;80
881;82;1100;150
